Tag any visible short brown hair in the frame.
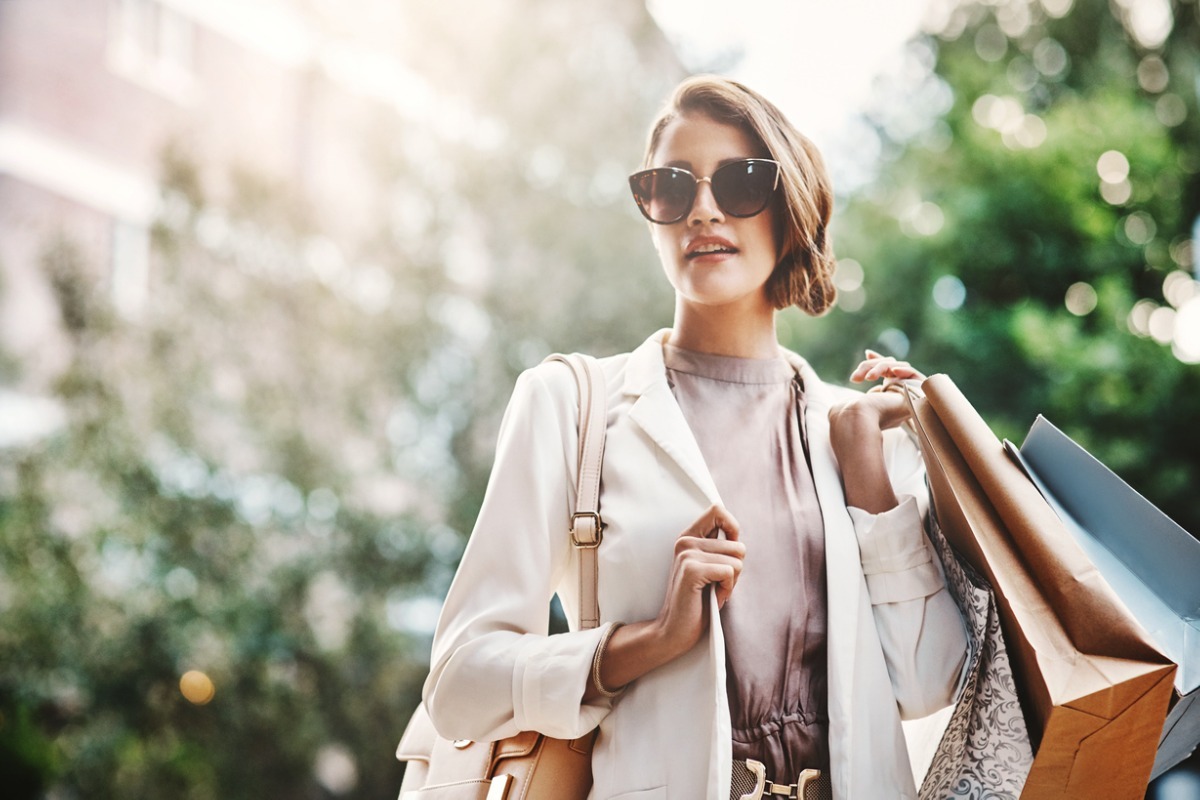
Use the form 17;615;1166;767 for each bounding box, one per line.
643;76;837;316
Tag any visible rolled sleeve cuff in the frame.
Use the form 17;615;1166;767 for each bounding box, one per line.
512;624;613;739
849;495;944;604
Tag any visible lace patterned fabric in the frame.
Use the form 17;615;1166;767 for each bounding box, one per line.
919;506;1033;799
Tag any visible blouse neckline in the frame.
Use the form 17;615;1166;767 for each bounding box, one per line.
662;343;794;386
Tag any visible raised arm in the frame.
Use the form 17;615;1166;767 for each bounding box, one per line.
828;353;969;719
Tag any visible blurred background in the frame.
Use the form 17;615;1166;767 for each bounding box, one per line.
0;0;1197;797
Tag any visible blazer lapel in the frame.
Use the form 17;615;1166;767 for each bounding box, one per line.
785;351;863;796
624;331;723;506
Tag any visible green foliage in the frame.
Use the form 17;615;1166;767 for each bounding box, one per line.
800;0;1200;534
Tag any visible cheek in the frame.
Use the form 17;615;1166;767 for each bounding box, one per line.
754;214;780;265
650;226;681;267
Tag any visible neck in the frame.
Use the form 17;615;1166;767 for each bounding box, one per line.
668;297;779;359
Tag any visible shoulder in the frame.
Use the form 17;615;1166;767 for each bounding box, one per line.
509;350;634;422
521;350;633;398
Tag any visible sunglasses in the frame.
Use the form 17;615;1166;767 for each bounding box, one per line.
628;158;781;225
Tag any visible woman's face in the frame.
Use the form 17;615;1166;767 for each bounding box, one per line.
648;112;779;315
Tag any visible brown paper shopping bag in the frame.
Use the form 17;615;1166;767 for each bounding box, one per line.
1014;416;1200;780
906;375;1175;799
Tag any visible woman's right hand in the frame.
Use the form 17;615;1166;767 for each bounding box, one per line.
652;504;745;660
585;505;745;701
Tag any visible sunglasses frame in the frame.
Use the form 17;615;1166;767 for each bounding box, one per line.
628;158;781;225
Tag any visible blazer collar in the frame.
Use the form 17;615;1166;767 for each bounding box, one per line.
624;330;722;504
621;330;832;506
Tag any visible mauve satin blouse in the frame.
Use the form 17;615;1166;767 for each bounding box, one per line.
663;343;830;780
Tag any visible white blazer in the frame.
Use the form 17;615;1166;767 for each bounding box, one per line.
424;330;968;800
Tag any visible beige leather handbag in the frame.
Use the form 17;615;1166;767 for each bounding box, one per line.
395;353;608;800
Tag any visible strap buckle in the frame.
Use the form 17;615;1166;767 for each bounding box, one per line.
570;511;604;548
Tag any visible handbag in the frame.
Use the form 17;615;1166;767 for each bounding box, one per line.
395;353;609;800
906;375;1175;799
915;491;1033;799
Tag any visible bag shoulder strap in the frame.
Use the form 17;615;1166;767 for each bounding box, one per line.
541;353;607;631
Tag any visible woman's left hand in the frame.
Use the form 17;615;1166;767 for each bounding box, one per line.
836;349;925;431
827;350;926;513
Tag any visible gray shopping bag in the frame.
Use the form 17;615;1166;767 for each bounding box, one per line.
1010;416;1200;780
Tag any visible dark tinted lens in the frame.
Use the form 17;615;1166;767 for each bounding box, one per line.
630;169;695;223
711;160;778;217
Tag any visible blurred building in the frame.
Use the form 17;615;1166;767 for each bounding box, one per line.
0;1;382;383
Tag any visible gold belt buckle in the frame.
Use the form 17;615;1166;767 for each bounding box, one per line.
737;759;767;800
737;761;822;800
794;769;821;798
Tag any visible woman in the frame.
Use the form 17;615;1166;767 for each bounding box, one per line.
423;76;969;800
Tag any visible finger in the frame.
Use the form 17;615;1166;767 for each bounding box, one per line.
674;535;746;560
851;357;894;383
865;361;923;383
680;555;741;604
715;566;738;607
850;359;883;383
871;368;924;386
679;504;741;542
864;359;907;381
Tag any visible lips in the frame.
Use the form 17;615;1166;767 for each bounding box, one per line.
684;235;739;260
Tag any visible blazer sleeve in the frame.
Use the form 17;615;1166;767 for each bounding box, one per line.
848;426;969;720
422;363;616;742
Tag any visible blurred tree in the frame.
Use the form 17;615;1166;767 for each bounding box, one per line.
0;0;681;797
785;0;1200;536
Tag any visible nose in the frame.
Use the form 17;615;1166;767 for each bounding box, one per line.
687;176;724;225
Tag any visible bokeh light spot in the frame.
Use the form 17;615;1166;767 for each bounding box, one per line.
1012;115;1046;148
1163;270;1198;309
876;328;911;359
1156;94;1187;127
1136;55;1169;93
1032;38;1069;78
1100;179;1132;205
974;24;1007;62
1039;0;1075;19
1169;238;1194;270
314;743;359;795
164;567;198;600
1116;0;1173;49
1172;296;1200;364
1064;282;1098;316
1097;150;1130;184
839;287;866;313
180;670;215;705
909;202;945;236
1148;305;1176;344
932;275;966;311
1123;211;1157;246
835;258;864;292
1128;299;1157;336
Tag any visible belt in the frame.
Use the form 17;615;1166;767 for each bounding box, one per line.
730;759;832;800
